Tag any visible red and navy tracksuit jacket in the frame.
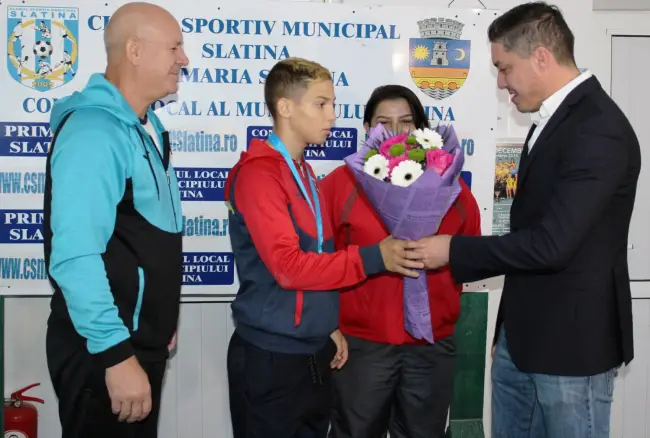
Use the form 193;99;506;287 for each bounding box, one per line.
224;139;386;354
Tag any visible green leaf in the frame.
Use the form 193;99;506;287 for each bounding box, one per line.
364;149;379;160
389;143;406;157
408;148;426;162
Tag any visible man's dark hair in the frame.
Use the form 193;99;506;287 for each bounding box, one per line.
488;2;575;65
363;85;429;130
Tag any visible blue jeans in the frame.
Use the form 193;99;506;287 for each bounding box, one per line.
491;327;617;438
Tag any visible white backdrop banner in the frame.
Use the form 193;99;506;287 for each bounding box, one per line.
0;0;497;296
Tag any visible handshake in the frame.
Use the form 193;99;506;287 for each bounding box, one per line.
377;235;452;277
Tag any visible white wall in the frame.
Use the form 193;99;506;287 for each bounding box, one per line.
5;0;650;437
593;0;650;11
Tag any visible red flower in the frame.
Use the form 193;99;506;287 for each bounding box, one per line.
379;133;409;158
426;149;454;176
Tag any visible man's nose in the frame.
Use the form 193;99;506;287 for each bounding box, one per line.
497;74;507;90
178;49;189;66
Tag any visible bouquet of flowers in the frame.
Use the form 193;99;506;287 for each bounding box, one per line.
343;123;464;343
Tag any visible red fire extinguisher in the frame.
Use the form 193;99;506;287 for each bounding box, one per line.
4;383;44;438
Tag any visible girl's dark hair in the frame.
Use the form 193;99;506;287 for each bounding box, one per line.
363;85;429;130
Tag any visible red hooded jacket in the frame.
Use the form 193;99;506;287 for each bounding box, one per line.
320;165;482;344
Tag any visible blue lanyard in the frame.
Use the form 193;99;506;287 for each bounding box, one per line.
268;132;323;254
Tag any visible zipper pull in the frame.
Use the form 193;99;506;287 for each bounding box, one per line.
166;170;170;184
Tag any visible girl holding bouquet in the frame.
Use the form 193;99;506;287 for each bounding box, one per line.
320;85;482;438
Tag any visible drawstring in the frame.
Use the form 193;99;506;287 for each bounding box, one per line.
308;354;323;385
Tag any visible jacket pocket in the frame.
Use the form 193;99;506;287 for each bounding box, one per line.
133;267;145;332
298;291;338;338
258;289;298;336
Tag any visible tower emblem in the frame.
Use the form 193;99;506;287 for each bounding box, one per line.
409;18;471;100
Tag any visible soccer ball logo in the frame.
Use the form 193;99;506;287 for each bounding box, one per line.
33;40;53;58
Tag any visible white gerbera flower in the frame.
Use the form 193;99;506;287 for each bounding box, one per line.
413;128;444;149
390;159;424;187
363;154;390;180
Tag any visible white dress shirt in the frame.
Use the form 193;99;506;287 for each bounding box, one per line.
528;70;593;150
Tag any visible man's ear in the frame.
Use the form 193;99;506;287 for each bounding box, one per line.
531;45;553;72
276;97;293;119
125;36;142;65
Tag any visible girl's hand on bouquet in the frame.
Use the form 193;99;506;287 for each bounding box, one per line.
379;236;425;278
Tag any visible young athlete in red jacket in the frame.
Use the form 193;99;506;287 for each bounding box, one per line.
224;62;425;438
320;85;482;438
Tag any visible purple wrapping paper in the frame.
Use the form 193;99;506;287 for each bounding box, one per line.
343;124;464;343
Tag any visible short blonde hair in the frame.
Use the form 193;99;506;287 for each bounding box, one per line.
264;57;332;119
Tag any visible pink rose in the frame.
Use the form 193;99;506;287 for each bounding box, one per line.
379;133;409;158
388;155;408;176
426;149;454;176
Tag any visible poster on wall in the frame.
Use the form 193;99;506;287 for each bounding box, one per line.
492;141;523;236
0;0;498;296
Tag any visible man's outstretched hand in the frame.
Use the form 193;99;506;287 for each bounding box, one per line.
411;235;452;270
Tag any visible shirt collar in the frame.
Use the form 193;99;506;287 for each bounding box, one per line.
531;70;593;124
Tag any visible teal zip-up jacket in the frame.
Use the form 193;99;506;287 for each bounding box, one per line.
43;73;183;367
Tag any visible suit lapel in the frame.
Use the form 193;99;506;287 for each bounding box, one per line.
517;105;571;186
510;124;536;214
520;124;536;162
515;76;601;189
515;124;536;190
